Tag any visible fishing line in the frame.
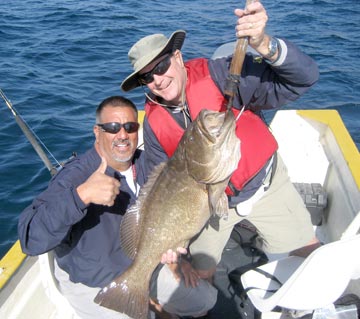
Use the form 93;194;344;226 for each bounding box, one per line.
0;88;61;175
235;105;246;122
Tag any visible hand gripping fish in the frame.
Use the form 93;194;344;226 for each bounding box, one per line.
94;109;241;319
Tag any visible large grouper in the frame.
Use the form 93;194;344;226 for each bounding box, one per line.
94;109;241;318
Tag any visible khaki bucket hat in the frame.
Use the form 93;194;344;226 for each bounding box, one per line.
121;30;186;92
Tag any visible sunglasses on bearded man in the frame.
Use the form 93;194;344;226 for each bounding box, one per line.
96;122;140;134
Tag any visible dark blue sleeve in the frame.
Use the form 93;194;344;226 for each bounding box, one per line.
142;116;169;180
209;38;319;112
17;160;91;255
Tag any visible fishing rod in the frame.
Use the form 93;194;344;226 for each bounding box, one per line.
0;88;63;176
224;0;255;110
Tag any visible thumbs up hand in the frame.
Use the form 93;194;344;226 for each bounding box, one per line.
77;157;120;206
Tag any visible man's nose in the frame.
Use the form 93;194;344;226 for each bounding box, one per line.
116;127;128;138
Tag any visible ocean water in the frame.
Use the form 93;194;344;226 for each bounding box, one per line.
0;0;359;259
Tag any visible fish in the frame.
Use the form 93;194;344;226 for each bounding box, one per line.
94;109;241;319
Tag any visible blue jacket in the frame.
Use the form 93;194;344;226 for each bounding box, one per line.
18;147;147;287
143;39;319;205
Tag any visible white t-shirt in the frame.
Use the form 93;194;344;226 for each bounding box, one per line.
121;166;139;196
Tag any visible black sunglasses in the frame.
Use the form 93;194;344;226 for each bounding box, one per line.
96;122;139;134
138;54;172;84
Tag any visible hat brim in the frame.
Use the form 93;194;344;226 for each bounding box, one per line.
121;30;186;92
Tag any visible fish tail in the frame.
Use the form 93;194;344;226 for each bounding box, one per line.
94;273;149;319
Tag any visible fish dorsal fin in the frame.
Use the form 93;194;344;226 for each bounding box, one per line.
120;162;166;260
207;179;230;219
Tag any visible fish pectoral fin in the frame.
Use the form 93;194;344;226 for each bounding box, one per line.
120;201;143;259
207;182;229;219
215;192;229;219
120;162;166;260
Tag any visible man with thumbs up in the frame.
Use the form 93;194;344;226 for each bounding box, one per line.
18;96;216;319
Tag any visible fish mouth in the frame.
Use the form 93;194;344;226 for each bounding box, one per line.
199;110;235;143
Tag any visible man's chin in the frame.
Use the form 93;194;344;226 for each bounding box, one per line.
113;154;132;163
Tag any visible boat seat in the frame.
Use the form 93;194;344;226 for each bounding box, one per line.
240;212;360;313
38;251;80;318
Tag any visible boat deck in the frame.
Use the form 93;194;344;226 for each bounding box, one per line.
209;224;263;319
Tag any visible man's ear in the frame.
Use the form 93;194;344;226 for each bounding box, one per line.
174;49;184;67
94;125;100;143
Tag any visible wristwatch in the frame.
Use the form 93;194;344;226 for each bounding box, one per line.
263;37;278;60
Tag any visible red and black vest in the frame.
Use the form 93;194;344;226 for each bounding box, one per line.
145;58;278;195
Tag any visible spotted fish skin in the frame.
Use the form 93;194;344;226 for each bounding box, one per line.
94;109;241;319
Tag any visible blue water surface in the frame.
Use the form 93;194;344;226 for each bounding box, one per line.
0;0;359;258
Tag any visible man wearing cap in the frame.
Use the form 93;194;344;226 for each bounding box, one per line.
121;0;320;286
